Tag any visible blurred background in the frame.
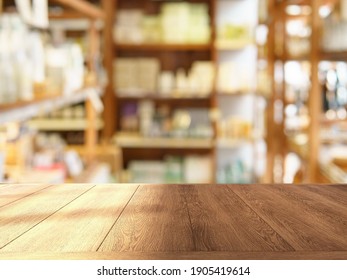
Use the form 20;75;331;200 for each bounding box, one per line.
0;0;346;185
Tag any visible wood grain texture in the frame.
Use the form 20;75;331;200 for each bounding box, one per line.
98;184;195;252
0;184;51;208
183;185;293;251
231;185;347;251
0;251;346;260
1;184;138;253
0;184;346;260
303;185;347;206
0;184;94;249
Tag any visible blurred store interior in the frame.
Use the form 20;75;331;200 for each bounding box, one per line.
1;0;347;184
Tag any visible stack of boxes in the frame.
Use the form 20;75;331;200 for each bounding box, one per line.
129;155;212;184
114;59;215;97
114;3;210;44
114;58;160;95
114;10;144;43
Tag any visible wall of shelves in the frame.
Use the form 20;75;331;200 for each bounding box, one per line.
0;0;113;184
266;0;347;183
9;1;347;184
106;0;215;183
103;0;265;184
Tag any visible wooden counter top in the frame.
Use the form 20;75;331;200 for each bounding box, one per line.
0;184;346;260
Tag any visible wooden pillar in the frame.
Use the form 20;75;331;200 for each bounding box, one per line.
85;21;99;162
210;0;218;183
265;0;276;183
308;0;321;182
101;0;116;141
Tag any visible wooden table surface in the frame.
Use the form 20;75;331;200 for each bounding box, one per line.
0;184;346;260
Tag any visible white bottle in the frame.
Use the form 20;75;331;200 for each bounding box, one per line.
12;15;33;101
29;31;45;84
3;15;18;103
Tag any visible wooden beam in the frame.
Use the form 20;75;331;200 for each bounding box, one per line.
84;21;99;161
51;0;105;19
101;0;116;141
308;0;322;182
265;0;277;183
210;0;217;183
49;11;86;19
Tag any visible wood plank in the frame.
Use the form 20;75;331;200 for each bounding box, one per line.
0;94;61;112
115;134;213;149
0;184;95;249
98;184;195;252
232;185;347;251
0;87;100;125
264;185;347;237
1;184;138;253
304;184;347;206
0;184;52;208
51;0;105;19
279;185;347;213
115;43;212;52
308;0;322;181
101;0;116;140
265;0;276;183
183;185;293;251
1;250;346;260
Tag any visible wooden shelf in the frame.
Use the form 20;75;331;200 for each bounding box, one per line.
0;87;102;125
320;50;347;61
51;0;105;19
117;93;211;107
28;118;104;131
114;134;213;149
217;91;257;97
321;116;347;125
115;43;212;52
117;93;211;100
275;53;309;62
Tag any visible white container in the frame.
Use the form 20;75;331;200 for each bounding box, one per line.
158;71;174;95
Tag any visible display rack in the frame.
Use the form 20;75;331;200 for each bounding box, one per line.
0;87;102;125
267;0;347;183
0;0;106;182
102;0;217;183
102;0;262;184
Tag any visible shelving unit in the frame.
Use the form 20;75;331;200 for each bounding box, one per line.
0;87;102;125
0;0;107;183
103;0;216;183
28;118;104;132
267;0;347;183
215;0;261;184
102;0;263;184
266;0;309;183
